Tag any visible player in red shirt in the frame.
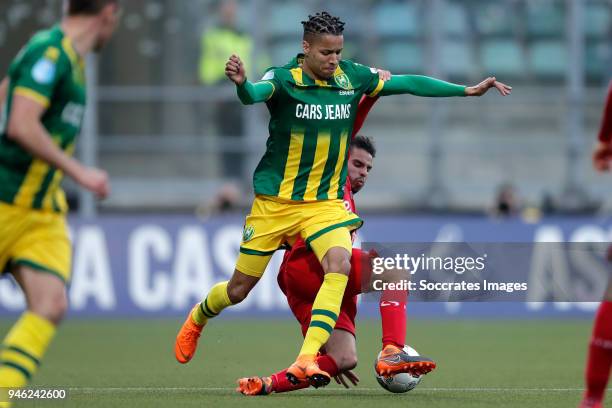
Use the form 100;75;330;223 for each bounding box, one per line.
580;82;612;408
236;95;435;396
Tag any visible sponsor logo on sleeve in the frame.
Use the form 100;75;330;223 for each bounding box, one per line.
261;70;275;81
31;57;56;85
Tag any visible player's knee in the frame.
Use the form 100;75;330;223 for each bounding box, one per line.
323;253;351;276
31;291;67;325
327;345;358;371
336;353;358;371
226;282;251;304
322;247;347;266
338;257;352;276
227;271;259;303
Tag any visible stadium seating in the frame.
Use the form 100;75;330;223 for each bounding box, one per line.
442;40;473;78
526;0;565;37
584;2;611;39
267;2;308;36
473;1;515;36
528;40;567;78
586;41;610;78
481;39;525;77
380;41;423;73
373;1;421;37
443;1;469;37
269;38;300;64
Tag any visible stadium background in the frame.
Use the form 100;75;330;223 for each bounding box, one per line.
0;0;610;406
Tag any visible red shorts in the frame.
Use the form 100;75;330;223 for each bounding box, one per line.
278;244;372;337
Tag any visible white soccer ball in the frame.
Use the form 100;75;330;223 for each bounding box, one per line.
374;345;423;393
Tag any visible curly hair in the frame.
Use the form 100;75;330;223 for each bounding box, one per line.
301;11;345;41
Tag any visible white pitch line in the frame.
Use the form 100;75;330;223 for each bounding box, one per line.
65;387;600;393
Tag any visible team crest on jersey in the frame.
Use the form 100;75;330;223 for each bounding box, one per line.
334;73;353;90
242;225;255;242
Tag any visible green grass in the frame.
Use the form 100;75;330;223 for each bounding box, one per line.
0;318;597;407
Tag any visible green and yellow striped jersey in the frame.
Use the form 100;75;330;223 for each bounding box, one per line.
0;25;86;213
253;55;382;201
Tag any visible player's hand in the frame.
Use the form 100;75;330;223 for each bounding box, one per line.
593;141;612;172
375;68;391;82
466;77;512;96
334;370;360;388
225;54;246;86
75;166;110;199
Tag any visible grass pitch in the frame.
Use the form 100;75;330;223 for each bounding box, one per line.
0;318;596;407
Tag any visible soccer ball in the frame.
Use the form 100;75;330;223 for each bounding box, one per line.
374;345;423;393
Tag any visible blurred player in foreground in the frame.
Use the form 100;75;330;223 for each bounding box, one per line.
581;81;612;408
0;0;120;403
175;11;511;388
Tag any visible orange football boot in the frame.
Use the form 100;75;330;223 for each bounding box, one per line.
174;304;205;364
236;376;273;396
286;355;330;388
375;344;436;376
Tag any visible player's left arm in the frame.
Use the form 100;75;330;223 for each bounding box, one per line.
372;75;512;98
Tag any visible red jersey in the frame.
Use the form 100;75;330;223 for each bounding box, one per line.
598;82;612;143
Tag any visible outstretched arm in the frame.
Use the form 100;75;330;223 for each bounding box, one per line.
375;75;511;98
225;54;275;105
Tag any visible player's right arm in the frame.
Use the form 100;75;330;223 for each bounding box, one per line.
7;96;109;198
225;54;275;105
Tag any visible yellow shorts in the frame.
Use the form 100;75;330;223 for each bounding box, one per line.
0;202;71;283
236;195;362;277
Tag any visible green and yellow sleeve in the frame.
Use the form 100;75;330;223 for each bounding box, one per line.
236;80;276;105
12;45;67;109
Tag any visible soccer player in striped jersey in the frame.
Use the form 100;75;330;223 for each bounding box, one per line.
175;11;511;388
236;99;432;396
0;0;120;403
580;81;612;408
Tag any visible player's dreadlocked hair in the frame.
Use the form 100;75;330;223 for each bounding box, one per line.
351;135;376;158
301;11;345;41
